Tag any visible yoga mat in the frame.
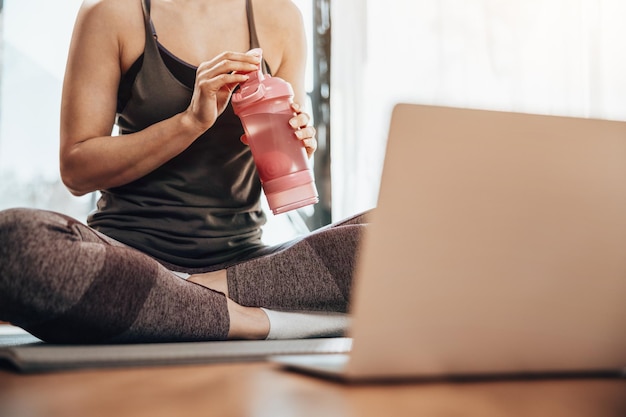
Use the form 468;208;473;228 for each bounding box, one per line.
0;325;352;373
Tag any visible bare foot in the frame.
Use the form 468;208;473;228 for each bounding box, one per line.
188;270;269;339
188;270;229;296
226;299;270;340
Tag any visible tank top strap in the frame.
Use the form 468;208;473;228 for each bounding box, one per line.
246;0;270;74
141;0;161;63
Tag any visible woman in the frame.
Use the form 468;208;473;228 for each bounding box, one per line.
0;0;365;343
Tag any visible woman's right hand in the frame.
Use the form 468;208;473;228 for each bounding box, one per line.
185;51;262;131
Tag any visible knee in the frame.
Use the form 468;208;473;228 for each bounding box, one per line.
1;207;76;231
0;208;82;308
1;208;50;242
0;208;35;243
0;209;36;265
0;208;74;260
0;209;43;310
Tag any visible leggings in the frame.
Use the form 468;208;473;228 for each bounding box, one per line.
0;208;366;344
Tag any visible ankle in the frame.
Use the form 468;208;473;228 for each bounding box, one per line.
226;299;270;340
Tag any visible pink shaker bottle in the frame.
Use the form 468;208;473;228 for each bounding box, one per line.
232;49;319;215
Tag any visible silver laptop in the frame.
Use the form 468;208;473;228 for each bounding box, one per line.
272;103;626;381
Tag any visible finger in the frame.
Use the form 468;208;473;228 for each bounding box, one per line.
196;58;260;80
303;138;318;157
196;73;249;95
206;51;262;67
303;137;317;150
294;126;316;141
289;112;311;129
245;48;263;58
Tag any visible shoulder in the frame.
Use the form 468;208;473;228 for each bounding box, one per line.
76;0;140;21
264;0;304;19
253;0;305;36
73;0;145;71
74;0;143;39
252;0;306;70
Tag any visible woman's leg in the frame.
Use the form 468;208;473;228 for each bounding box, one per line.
226;222;365;312
188;218;365;339
189;211;369;312
0;208;236;343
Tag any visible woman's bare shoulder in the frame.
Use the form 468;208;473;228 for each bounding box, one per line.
73;0;145;70
253;0;304;34
78;0;140;21
75;0;143;39
252;0;306;56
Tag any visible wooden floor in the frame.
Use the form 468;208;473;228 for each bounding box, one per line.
1;361;625;417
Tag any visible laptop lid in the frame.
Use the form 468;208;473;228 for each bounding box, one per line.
337;104;626;380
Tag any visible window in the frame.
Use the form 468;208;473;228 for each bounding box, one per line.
330;0;626;219
0;0;90;220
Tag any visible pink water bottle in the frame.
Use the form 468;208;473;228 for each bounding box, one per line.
232;49;319;215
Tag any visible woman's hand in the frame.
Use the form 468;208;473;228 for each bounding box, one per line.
289;103;317;158
240;102;317;158
186;51;261;131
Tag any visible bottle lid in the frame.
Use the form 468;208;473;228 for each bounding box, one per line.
232;49;294;109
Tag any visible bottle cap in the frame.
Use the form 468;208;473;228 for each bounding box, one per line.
232;49;294;109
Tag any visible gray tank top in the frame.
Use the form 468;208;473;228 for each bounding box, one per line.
88;0;267;268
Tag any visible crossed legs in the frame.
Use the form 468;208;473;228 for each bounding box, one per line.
0;208;366;343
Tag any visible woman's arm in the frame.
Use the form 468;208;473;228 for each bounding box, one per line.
59;0;260;196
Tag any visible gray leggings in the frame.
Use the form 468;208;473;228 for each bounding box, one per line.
0;208;366;344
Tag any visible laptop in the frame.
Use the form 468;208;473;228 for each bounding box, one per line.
272;103;626;381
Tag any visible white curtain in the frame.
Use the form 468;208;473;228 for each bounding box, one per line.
331;0;626;219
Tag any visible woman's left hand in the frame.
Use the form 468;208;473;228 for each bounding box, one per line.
289;103;317;158
240;103;317;158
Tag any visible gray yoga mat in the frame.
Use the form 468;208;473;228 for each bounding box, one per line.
0;326;352;373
